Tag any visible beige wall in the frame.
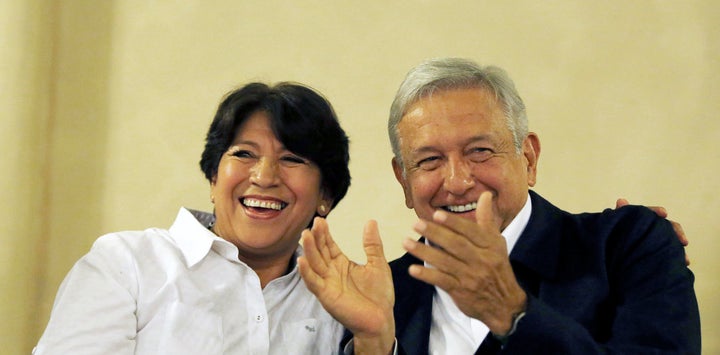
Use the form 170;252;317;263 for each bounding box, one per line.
2;1;717;353
0;0;54;353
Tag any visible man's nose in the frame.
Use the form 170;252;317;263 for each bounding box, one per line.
443;158;475;195
249;157;280;187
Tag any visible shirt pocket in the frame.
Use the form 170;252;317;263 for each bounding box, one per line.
280;318;339;354
151;302;223;355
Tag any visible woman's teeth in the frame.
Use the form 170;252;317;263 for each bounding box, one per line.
242;198;286;211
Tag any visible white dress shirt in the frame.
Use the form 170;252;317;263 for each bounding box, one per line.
428;195;532;354
34;207;343;355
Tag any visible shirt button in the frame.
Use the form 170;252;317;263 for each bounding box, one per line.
255;315;264;322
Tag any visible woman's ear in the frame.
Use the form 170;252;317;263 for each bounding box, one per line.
210;174;218;203
317;191;334;217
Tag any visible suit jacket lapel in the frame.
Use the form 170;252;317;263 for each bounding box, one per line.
392;251;434;355
509;190;564;284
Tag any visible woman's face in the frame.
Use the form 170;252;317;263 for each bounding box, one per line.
211;111;330;263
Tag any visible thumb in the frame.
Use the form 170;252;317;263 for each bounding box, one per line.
475;191;499;229
362;220;387;264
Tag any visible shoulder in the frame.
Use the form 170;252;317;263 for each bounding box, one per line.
87;227;177;264
578;204;677;250
523;192;684;275
531;192;675;247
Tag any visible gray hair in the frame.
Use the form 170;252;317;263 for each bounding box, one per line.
388;58;528;169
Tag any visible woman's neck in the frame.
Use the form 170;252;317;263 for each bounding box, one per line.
239;251;295;289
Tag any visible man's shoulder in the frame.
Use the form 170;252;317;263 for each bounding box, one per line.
523;192;682;270
529;191;671;241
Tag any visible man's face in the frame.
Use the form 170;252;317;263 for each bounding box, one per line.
392;87;540;230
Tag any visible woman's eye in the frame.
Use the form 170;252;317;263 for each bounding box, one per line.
231;150;254;158
281;155;307;164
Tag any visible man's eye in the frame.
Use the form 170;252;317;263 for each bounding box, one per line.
417;156;441;170
469;148;493;162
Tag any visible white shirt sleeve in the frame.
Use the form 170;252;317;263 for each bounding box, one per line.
34;235;138;354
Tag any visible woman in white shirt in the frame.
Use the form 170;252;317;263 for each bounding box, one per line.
34;82;391;354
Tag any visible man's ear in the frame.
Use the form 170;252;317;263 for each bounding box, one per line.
392;157;413;209
523;132;541;187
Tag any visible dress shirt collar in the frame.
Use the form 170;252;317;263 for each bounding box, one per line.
168;207;303;273
168;207;221;267
501;193;533;253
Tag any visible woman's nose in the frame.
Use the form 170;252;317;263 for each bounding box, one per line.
249;157;280;187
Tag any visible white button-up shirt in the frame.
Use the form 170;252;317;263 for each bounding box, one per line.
428;195;532;354
34;207;343;354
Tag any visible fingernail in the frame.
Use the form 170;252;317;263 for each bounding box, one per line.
433;210;447;222
408;264;421;277
402;238;416;250
413;220;427;233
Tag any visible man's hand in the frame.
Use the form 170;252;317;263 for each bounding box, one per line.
402;192;527;335
616;198;690;265
298;217;395;354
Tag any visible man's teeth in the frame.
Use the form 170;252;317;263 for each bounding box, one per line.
444;202;477;213
242;198;285;211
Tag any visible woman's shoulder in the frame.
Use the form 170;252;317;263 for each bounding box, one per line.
89;227;176;259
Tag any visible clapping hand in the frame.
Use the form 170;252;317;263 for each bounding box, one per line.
402;192;527;335
298;218;395;354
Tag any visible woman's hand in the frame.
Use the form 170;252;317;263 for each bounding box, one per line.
615;198;690;265
298;218;395;354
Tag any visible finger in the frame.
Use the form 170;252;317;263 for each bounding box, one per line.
316;217;345;259
413;216;477;260
297;256;325;294
311;217;334;261
407;263;459;291
667;218;690;266
363;220;388;265
300;228;330;276
402;237;466;273
671;220;688;246
427;191;500;248
474;191;497;229
646;206;668;219
615;198;629;209
417;192;500;251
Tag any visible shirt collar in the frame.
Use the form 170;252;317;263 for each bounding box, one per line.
168;207;305;273
501;193;533;254
168;207;222;267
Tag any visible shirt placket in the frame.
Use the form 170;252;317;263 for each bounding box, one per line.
246;275;270;354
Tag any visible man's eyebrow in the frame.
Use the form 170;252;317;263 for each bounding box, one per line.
409;135;494;153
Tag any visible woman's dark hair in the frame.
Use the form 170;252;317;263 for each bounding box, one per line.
199;82;351;209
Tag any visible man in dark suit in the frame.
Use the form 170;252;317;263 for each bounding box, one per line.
299;58;700;354
385;58;700;354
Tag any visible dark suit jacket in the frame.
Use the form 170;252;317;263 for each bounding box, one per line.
391;191;701;354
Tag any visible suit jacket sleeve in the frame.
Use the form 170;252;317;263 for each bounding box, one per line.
501;199;701;354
